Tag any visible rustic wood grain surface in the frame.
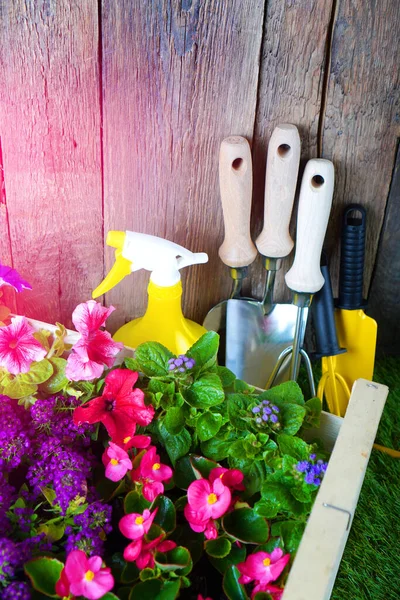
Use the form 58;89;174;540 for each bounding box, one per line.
319;0;400;298
0;0;103;327
101;0;265;332
249;0;334;303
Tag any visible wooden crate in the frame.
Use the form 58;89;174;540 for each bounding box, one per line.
26;318;389;600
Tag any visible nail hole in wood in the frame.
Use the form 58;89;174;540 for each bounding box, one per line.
232;158;244;171
311;175;325;188
277;143;291;158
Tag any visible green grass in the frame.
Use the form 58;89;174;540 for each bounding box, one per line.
329;358;400;600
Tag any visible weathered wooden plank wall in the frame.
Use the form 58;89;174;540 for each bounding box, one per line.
0;0;399;348
0;0;103;327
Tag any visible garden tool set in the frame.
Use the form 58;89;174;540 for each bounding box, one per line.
204;125;334;394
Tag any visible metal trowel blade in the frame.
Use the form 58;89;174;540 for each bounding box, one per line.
225;299;305;388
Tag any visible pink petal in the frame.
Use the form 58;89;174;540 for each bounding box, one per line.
187;479;212;511
270;548;284;562
0;316;47;375
210;486;231;519
124;539;142;562
74;569;114;600
119;514;145;540
222;469;245;490
264;553;290;583
66;350;104;381
108;441;130;462
136;550;153;570
139;446;157;478
104;368;139;397
184;504;209;530
151;463;173;482
65;550;88;582
211;477;226;496
55;568;70;597
72;300;115;334
73;396;108;426
105;461;129;482
204;519;218;540
237;552;271;581
142;481;164;502
85;330;123;367
87;556;103;573
238;574;253;585
157;540;177;553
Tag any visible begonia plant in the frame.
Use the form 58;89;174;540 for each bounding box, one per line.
0;294;329;600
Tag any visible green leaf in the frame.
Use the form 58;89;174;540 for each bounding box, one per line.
173;457;196;489
277;433;311;461
99;594;121;600
37;522;65;542
303;396;322;428
24;557;64;597
258;380;305;405
155;546;192;575
129;578;181;599
201;436;232;461
208;543;246;575
151;495;176;533
217;366;236;387
223;565;248;600
3;378;37;399
39;357;68;394
19;358;54;384
190;455;219;480
121;561;140;583
131;342;173;376
164;406;185;435
228;456;266;498
124;491;151;514
205;537;232;558
279;520;306;553
255;482;304;518
196;411;223;441
96;476;126;502
158;422;192;466
186;331;219;370
40;487;56;506
139;568;157;582
185;373;225;408
227;393;252;430
222;508;269;544
277;402;307;436
234;379;255;393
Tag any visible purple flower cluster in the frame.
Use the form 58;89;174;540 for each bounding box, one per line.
65;501;112;556
0;396;33;472
252;399;280;426
168;355;196;373
0;534;51;588
296;454;328;486
1;581;31;599
0;475;14;535
30;395;93;443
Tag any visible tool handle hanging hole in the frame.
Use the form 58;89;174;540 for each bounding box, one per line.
277;143;291;158
311;174;325;188
232;157;244;171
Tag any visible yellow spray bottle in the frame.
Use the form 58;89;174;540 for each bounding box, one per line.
92;231;209;354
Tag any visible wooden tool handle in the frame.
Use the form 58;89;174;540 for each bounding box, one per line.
256;124;300;258
218;136;257;268
285;159;334;294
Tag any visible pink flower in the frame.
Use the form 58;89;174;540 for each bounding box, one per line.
183;505;218;539
66;300;123;381
187;477;231;521
209;467;245;491
198;595;213;600
73;369;154;441
102;442;133;482
0;264;31;293
131;446;173;502
237;548;290;597
121;532;176;568
58;550;114;600
0;316;47;375
115;433;151;451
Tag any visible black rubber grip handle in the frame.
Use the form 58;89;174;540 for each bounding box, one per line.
337;204;367;310
312;253;346;358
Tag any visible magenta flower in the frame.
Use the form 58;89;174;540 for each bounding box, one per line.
237;548;290;597
131;446;173;502
0;264;31;293
121;531;176;568
187;477;231;521
0;316;47;375
58;550;114;600
119;508;158;562
66;300;123;381
116;433;151;451
209;467;245;491
102;441;133;482
73;369;154;442
183;505;219;539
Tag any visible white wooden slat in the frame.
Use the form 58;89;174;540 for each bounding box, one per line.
282;378;388;600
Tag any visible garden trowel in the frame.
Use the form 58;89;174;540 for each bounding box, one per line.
203;136;258;361
224;124;301;387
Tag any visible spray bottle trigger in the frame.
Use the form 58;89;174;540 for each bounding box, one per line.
176;252;208;270
92;250;133;299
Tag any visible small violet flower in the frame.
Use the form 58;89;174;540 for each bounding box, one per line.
252;399;280;428
66;300;123;381
131;446;173;502
0;264;31;293
0;316;47;375
102;442;133;482
168;354;196;373
237;548;290;598
73;368;154;442
56;550;114;600
296;454;328;487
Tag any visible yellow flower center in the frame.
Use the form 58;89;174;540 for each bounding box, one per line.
207;493;218;505
153;463;161;470
85;570;95;581
135;516;144;525
110;459;119;466
123;436;131;444
263;558;271;567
